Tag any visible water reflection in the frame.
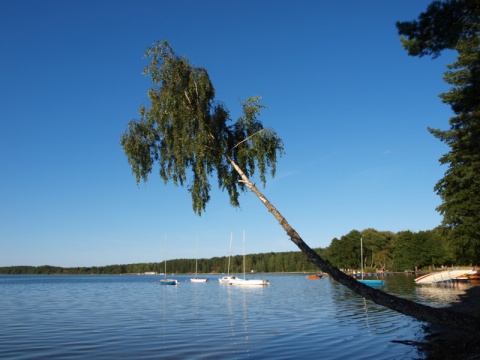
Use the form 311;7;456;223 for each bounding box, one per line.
415;281;472;306
225;284;267;357
363;297;371;334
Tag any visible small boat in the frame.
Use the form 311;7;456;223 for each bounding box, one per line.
229;277;270;286
306;274;323;279
230;231;269;286
190;239;208;283
414;269;477;284
219;233;233;284
467;271;480;281
358;236;385;287
219;275;236;284
160;234;178;286
160;279;179;285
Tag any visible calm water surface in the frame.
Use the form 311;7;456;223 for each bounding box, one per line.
0;274;473;359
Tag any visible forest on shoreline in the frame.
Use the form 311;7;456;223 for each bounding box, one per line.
2;227;472;275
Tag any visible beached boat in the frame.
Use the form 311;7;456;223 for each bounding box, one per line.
467;271;480;281
414;269;477;284
190;239;208;283
306;274;323;279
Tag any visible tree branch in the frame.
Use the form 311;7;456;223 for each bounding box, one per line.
233;129;266;149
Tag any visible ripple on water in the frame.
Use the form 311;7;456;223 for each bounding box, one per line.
0;274;443;359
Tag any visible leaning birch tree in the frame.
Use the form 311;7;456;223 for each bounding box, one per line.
121;40;479;333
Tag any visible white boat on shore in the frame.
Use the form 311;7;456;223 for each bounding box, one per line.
414;269;477;284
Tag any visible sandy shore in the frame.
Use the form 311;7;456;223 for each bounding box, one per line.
418;284;480;359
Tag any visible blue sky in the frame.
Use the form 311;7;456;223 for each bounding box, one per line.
1;1;455;267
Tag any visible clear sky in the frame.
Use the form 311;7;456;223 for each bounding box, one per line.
1;0;456;268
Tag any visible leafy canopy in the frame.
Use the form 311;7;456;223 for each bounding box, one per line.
121;40;284;215
397;0;480;263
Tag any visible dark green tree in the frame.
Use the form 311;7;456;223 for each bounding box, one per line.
397;0;480;264
121;40;478;332
394;231;424;271
337;230;362;271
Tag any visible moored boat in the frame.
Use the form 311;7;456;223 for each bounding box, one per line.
306;274;323;279
160;279;179;285
229;231;270;286
190;239;208;283
358;236;386;287
159;234;178;286
219;233;233;284
230;277;270;286
219;275;235;284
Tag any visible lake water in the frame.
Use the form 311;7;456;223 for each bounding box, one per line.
0;273;473;359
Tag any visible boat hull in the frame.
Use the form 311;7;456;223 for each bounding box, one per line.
190;278;208;283
218;276;234;284
414;270;476;284
230;278;270;286
160;279;178;285
358;279;385;286
306;274;322;280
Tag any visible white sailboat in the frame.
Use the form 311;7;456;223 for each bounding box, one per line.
357;236;385;286
160;234;178;285
190;239;208;283
230;231;270;286
219;232;234;284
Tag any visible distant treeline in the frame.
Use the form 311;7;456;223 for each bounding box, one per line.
1;228;471;275
0;250;317;275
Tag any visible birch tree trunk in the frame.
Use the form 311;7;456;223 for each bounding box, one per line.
228;155;480;333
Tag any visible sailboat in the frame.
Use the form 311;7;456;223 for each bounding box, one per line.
160;234;178;285
230;231;270;286
219;232;234;284
357;236;385;286
190;239;208;283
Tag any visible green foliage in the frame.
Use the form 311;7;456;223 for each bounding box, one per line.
396;0;480;59
397;0;480;264
0;228;469;275
393;231;424;271
121;40;284;215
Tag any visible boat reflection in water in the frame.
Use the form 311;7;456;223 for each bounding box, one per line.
415;281;472;306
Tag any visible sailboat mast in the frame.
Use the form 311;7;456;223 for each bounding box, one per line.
164;234;167;280
228;232;232;277
195;238;198;277
243;231;246;280
361;236;364;280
